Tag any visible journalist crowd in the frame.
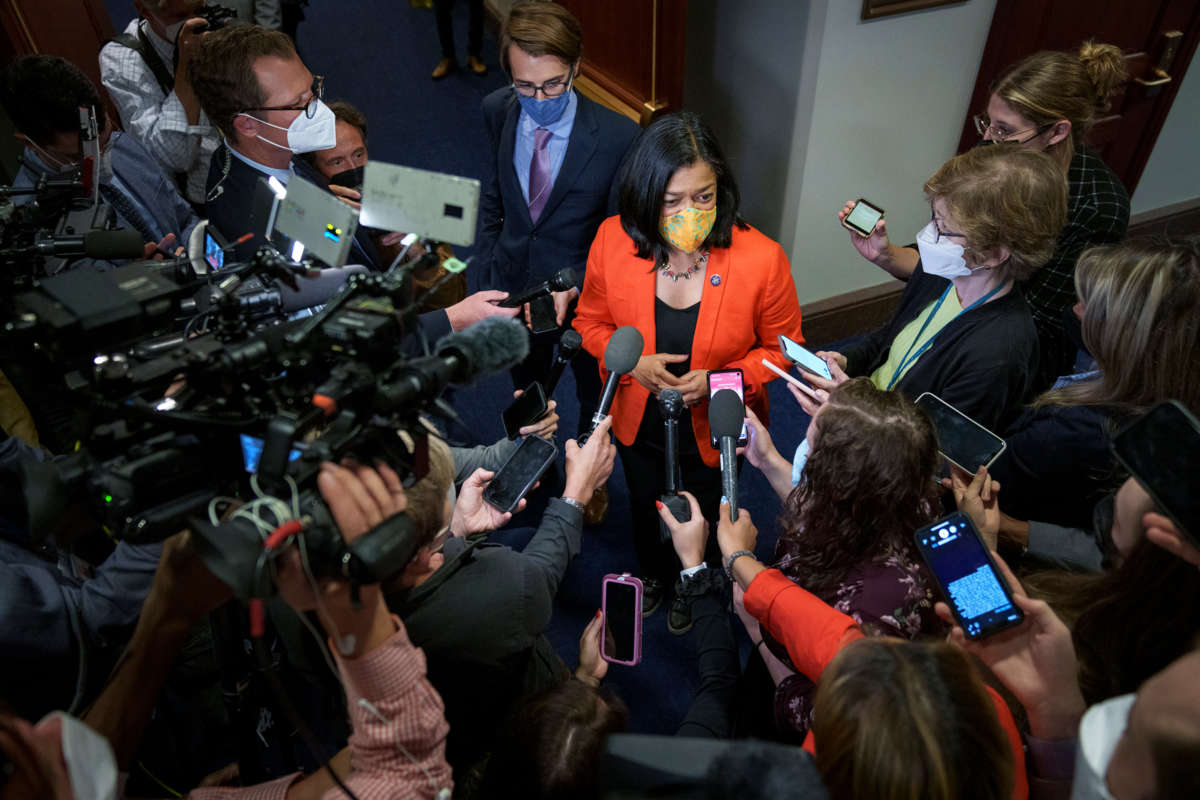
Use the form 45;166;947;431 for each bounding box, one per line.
2;1;1199;798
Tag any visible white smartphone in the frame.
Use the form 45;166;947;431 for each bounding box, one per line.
762;358;820;401
777;334;833;381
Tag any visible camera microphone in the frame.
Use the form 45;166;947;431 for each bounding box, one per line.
709;389;745;521
32;229;145;261
542;328;583;397
496;267;576;308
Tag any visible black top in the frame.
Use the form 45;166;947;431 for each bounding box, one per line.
990;401;1122;529
842;261;1038;432
638;298;701;452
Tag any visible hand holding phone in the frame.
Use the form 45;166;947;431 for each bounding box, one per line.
778;334;833;381
840;198;885;238
761;358;820;401
915;393;1006;474
1112;400;1200;549
707;369;749;448
482;435;557;514
601;574;643;666
502;382;549;439
915;512;1023;640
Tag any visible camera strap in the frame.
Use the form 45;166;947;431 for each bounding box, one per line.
111;25;174;98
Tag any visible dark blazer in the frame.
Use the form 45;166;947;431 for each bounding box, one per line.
474;88;640;294
842;261;1038;431
990;402;1121;529
204;142;451;346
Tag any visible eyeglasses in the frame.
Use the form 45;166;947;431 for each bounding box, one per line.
930;208;966;244
247;75;325;119
973;113;1052;144
512;67;574;98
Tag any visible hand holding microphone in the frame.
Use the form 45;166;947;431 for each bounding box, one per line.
582;325;644;443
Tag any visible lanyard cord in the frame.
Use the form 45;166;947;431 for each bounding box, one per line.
886;281;1006;391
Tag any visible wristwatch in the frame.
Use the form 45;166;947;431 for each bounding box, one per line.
559;496;585;513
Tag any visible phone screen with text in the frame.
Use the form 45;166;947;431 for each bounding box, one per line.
846;201;883;235
916;515;1022;639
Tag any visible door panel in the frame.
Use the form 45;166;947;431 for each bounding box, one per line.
957;0;1200;196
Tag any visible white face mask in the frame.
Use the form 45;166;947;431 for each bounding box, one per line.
915;220;986;279
39;711;119;800
239;100;337;155
791;438;810;486
1071;694;1135;800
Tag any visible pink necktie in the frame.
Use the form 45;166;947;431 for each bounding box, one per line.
528;127;552;223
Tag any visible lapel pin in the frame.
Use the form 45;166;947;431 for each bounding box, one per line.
710;275;721;286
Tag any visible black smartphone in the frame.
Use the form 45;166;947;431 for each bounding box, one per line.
707;368;749;448
841;198;885;238
601;574;643;666
1112;400;1200;548
529;293;559;335
915;512;1024;640
482;435;557;514
915;393;1007;474
502;381;549;439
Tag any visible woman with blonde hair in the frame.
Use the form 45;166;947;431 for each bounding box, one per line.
990;238;1200;533
842;42;1131;388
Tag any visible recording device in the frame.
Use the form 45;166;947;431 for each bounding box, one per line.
601;573;643;666
361;161;480;247
915;512;1024;640
542;328;582;397
482;435;557;514
841;198;885;238
273;176;359;268
777;334;832;381
585;326;644;440
502;381;549;439
709;389;745;521
760;358;821;401
915;393;1006;474
1112;400;1200;548
15;229;144;261
707;369;748;448
497;267;577;335
657;388;691;544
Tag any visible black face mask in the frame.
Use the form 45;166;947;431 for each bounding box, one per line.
1063;303;1090;356
976;137;997;147
328;165;364;191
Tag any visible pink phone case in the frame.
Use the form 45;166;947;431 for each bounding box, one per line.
600;573;643;666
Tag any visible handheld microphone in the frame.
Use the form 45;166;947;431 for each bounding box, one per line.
32;229;145;260
657;388;691;544
709;389;744;521
584;325;643;439
496;267;576;308
542;328;583;397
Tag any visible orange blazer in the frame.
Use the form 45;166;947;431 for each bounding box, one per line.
574;216;805;468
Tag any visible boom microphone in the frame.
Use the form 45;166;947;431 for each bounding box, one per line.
33;229;145;260
709;389;744;521
376;316;530;410
587;325;644;436
496;267;577;308
542;328;583;396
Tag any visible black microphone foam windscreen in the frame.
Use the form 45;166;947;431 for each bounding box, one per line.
436;316;530;380
83;229;146;260
604;326;644;375
709;389;745;437
558;328;583;356
658;388;684;419
549;267;577;292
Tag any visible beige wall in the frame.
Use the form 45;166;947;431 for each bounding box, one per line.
1130;46;1200;215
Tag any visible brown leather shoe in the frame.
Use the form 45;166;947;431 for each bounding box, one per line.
582;484;610;527
431;58;456;80
467;55;487;75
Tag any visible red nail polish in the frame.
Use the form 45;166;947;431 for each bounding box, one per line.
595;609;602;618
655;500;664;510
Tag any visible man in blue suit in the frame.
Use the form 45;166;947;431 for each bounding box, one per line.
475;2;640;471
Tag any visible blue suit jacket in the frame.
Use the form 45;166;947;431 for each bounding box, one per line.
474;89;640;294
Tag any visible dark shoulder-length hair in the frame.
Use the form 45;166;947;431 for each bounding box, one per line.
616;111;747;263
774;378;942;597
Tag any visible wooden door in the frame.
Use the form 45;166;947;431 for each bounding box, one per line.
956;0;1200;196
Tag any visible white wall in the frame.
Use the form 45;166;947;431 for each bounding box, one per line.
1130;46;1200;215
779;0;998;304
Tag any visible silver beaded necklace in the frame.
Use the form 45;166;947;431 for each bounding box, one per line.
658;248;709;282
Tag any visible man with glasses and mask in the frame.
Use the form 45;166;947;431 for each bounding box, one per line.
475;2;638;523
1;55;198;272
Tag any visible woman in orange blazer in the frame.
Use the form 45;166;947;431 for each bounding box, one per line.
574;112;804;632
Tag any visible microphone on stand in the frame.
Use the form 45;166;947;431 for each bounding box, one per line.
657;388;691;544
709;389;745;521
581;325;643;443
541;328;583;397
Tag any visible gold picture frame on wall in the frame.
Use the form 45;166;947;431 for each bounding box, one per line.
861;0;968;21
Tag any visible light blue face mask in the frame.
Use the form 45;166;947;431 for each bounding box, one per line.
516;87;572;127
791;438;810;486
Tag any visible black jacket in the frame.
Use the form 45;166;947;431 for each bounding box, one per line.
474;88;640;294
843;261;1039;431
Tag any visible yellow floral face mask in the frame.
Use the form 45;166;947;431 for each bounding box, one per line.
659;206;716;253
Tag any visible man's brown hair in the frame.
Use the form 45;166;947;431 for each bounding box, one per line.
499;1;583;73
327;100;368;146
189;24;297;139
